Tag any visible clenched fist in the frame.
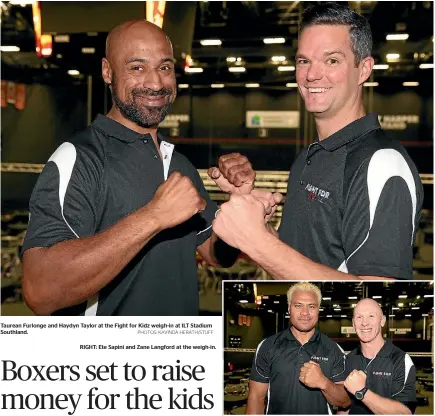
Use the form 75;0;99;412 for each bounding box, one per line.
208;153;255;195
299;361;328;389
251;189;283;223
147;171;206;231
344;370;367;396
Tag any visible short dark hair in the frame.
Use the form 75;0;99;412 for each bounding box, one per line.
300;2;372;65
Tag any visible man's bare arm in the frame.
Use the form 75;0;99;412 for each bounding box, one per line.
320;380;351;409
23;172;205;315
246;380;268;415
361;390;412;415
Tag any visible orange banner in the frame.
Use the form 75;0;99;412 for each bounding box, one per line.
7;81;16;104
146;1;166;28
15;84;26;110
1;81;7;108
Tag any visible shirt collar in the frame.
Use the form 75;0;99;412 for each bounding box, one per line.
92;113;170;145
286;326;321;345
355;339;394;358
317;113;381;152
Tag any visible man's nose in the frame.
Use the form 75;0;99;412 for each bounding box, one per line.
142;69;164;91
306;62;323;82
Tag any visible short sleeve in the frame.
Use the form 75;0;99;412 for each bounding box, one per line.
21;142;101;255
330;343;347;382
250;339;271;384
189;168;218;247
342;149;423;279
391;354;417;411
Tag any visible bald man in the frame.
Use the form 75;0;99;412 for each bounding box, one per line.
21;20;275;316
338;299;416;414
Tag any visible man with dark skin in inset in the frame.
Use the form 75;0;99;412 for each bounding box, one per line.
21;20;280;316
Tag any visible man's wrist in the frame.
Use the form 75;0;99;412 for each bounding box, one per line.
319;376;329;391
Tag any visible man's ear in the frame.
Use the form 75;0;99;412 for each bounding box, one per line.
381;315;386;328
358;56;374;85
102;58;112;85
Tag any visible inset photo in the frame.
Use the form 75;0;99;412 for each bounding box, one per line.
223;281;434;415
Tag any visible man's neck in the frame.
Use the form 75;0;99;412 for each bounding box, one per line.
106;108;159;144
291;326;315;345
360;336;385;359
314;102;366;141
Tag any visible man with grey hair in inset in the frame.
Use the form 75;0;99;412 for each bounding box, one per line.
247;282;350;414
339;298;416;414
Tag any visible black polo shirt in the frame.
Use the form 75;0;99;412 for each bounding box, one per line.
22;114;217;316
279;113;423;279
250;328;347;414
344;340;416;414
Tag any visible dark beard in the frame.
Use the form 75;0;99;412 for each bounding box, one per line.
111;74;173;128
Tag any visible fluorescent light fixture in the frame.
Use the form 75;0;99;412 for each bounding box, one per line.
245;83;259;88
386;53;400;60
420;63;434;69
351;304;356;308
372;296;382;299
273;301;280;304
334;308;341;311
185;67;203;73
54;35;70;43
271;56;286;62
326;315;332;318
341;315;347;318
422;314;429;317
398;303;404;307
226;57;237;62
263;37;285;44
417;296;421;299
285;315;290;318
364;82;379;87
178;84;189;88
386;34;409;40
81;47;95;54
348;296;358;300
200;39;222;46
263;296;269;299
405;314;411;317
67;70;80;76
228;67;246;72
424;294;434;298
268;310;273;313
403;81;419;86
412;307;420;310
389;315;395;317
399;295;408;298
323;297;331;300
373;64;389;70
286;83;298;87
278;66;295;71
211;84;224;88
1;46;20;52
319;308;324;311
392;307;400;310
239;300;248;303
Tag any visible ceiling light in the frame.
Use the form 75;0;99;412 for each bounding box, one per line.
398;303;404;307
386;34;409;40
351;304;356;308
364;82;379;87
286;83;298;87
323;297;331;300
422;314;429;317
373;64;389;70
417;296;421;299
405;314;411;317
228;67;246;72
245;83;259;88
348;296;358;300
263;296;269;299
341;315;346;318
319;308;324;311
1;46;20;52
226;57;237;62
420;63;434;69
386;53;400;61
389;314;395;317
399;295;408;298
67;70;80;76
326;315;332;318
372;296;382;299
178;84;189;88
268;310;273;313
412;307;420;310
403;82;419;86
200;39;222;46
392;307;400;310
239;300;248;303
278;66;295;71
271;56;286;62
424;294;434;298
211;84;224;88
273;301;280;304
54;35;70;43
81;47;95;54
263;37;286;44
185;67;203;73
334;308;341;311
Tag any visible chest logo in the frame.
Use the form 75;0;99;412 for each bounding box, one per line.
305;183;331;203
372;371;392;377
311;355;329;362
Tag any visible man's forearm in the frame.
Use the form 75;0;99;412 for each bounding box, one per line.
23;205;162;315
320;380;351;409
361;390;411;414
246;395;265;414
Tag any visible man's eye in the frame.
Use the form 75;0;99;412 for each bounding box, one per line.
131;66;143;71
297;59;308;65
160;65;171;71
327;58;338;64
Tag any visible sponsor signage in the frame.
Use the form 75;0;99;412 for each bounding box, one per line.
246;111;300;128
378;114;419;130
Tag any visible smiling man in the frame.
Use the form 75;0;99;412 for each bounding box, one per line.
212;2;423;281
247;283;350;414
20;20;259;316
339;299;416;414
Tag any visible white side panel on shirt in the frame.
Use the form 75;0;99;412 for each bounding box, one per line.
160;140;174;180
391;353;414;397
338;149;417;273
48;142;98;316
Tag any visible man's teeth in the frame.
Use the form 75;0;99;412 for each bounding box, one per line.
361;329;372;332
308;88;330;93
